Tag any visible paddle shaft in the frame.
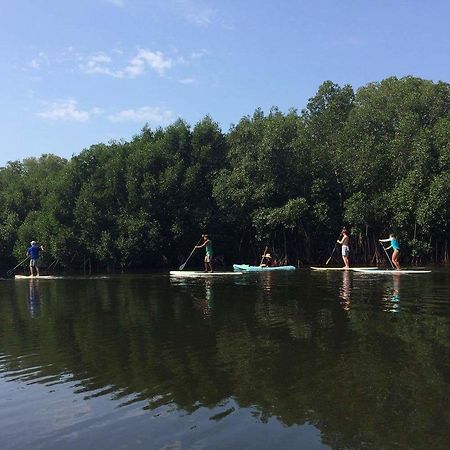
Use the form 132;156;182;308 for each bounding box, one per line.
380;242;395;269
259;246;268;266
7;256;30;276
326;243;338;265
179;237;204;271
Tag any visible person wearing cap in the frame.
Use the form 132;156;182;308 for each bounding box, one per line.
260;253;273;267
26;241;44;277
195;234;213;272
337;227;350;269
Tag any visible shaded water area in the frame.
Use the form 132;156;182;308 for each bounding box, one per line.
1;270;450;450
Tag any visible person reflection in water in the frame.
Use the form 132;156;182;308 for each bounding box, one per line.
339;270;351;311
193;279;214;317
386;273;401;313
28;279;40;317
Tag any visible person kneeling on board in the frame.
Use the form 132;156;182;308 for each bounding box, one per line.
260;253;273;267
27;240;44;277
195;234;214;273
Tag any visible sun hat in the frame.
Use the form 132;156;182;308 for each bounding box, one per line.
265;253;272;258
30;240;37;245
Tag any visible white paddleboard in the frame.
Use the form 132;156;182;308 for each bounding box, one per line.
170;271;243;277
14;275;62;279
310;267;378;271
352;269;431;274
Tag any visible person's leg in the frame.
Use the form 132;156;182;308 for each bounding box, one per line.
343;255;349;269
35;260;40;276
208;257;213;273
342;247;350;269
392;250;401;270
204;256;208;272
29;260;34;276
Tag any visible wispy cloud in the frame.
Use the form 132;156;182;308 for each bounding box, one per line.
38;99;102;122
191;49;207;59
186;10;213;26
81;53;115;76
178;77;197;85
28;52;49;70
176;0;215;26
124;49;173;77
104;0;125;7
80;49;173;78
108;106;173;124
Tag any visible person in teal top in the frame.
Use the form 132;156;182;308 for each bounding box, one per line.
195;234;213;272
379;234;401;270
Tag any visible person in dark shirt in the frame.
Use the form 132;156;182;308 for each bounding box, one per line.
26;240;44;277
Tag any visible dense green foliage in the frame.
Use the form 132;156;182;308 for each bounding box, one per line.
1;77;449;271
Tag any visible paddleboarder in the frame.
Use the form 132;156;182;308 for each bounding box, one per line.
379;234;401;270
195;234;213;273
26;240;44;277
337;227;350;269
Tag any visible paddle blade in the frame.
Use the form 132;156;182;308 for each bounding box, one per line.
325;257;332;265
179;262;186;271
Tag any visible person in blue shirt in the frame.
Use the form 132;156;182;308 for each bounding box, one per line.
26;240;44;277
379;234;401;270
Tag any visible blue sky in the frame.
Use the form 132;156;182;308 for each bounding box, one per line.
1;0;449;166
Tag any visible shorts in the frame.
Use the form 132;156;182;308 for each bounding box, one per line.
205;254;212;263
341;245;350;257
30;258;40;267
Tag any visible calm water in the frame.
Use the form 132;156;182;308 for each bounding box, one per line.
1;270;450;450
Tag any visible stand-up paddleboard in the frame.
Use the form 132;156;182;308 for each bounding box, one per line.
352;268;431;274
233;264;296;272
310;267;378;271
14;275;62;279
170;271;243;277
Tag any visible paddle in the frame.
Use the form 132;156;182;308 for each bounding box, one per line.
380;242;395;270
259;246;268;266
7;256;30;277
326;244;337;265
179;236;204;271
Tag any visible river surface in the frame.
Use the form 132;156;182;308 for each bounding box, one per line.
0;269;449;449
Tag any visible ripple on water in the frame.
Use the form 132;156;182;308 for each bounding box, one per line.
0;272;449;449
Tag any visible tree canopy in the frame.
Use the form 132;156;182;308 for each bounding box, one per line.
1;77;449;271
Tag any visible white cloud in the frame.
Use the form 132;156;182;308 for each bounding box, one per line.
27;52;49;70
80;49;173;78
108;106;173;124
178;77;197;85
176;0;215;26
186;10;213;26
191;49;207;59
104;0;124;7
38;99;102;122
81;53;115;76
123;49;173;77
29;60;40;69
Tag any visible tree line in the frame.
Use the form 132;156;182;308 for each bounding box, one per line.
1;76;449;272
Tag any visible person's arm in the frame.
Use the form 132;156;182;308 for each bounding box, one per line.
337;238;343;244
195;242;207;249
379;238;392;249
